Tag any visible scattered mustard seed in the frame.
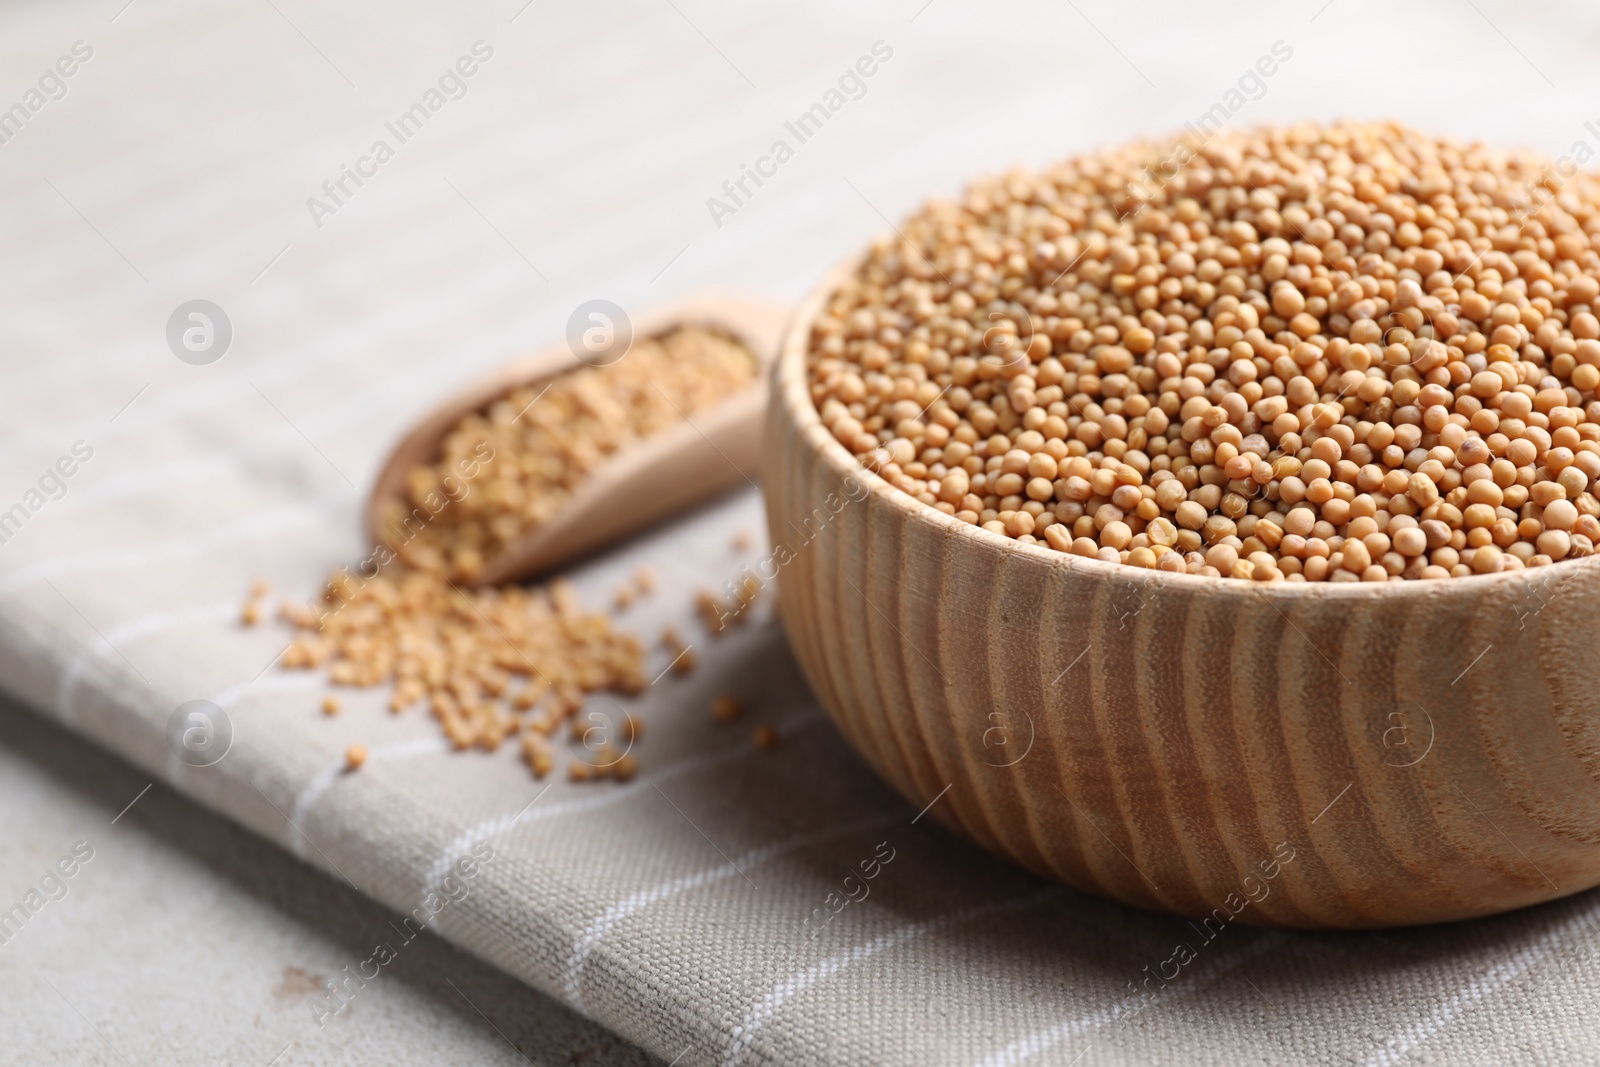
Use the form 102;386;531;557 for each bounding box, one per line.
635;566;656;595
276;328;761;782
280;571;643;755
345;744;367;771
522;730;553;778
657;627;696;677
240;602;262;626
696;576;760;634
809;121;1600;581
711;694;742;723
511;683;546;711
753;725;778;750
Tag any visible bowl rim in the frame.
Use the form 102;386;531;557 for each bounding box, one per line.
774;255;1600;600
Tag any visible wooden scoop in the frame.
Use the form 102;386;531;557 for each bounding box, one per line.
366;294;789;586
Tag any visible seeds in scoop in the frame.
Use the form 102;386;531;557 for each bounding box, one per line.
806;121;1600;581
380;326;758;582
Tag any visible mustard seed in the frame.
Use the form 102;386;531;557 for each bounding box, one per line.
808;121;1600;581
271;323;772;781
635;566;656;595
381;326;758;582
522;730;553;778
712;694;742;723
267;328;771;782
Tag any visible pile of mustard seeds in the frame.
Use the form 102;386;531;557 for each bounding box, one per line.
807;121;1600;580
269;326;762;780
279;569;646;779
384;325;758;582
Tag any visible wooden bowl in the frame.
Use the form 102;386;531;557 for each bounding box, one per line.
764;261;1600;929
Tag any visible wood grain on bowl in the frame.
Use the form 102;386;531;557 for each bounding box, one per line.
765;264;1600;928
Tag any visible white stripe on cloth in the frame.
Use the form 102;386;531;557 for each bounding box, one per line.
971;932;1283;1067
416;708;825;919
212;671;323;711
562;810;906;1015
161;671;341;803
722;889;1060;1067
285;736;453;858
55;601;238;723
1361;892;1600;1067
0;487;348;598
